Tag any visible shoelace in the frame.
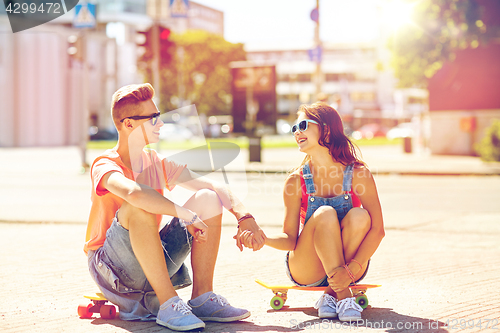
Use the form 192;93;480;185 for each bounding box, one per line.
314;294;337;310
336;297;363;314
172;300;193;315
210;294;229;306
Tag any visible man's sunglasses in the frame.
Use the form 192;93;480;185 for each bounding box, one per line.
291;119;319;134
120;112;161;126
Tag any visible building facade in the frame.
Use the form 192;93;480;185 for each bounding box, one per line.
427;0;500;155
245;42;398;132
0;0;223;149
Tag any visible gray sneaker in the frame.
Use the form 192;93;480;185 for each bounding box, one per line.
188;292;250;322
337;297;363;322
314;293;338;319
156;296;205;331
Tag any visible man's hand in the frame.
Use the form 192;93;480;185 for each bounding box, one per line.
233;217;266;251
186;216;208;243
327;266;352;292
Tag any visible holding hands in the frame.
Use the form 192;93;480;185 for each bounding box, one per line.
233;214;266;251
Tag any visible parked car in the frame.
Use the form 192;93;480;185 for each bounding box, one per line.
343;124;354;137
386;122;415;140
89;126;118;141
351;123;388;140
159;123;194;141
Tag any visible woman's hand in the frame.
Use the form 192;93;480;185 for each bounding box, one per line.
327;266;352;293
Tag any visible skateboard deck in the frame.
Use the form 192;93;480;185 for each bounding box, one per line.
255;279;381;310
78;293;117;319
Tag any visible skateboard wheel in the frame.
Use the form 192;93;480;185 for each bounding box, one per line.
355;295;369;309
78;303;93;319
270;296;284;310
100;304;117;319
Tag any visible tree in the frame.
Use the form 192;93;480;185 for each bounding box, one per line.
139;30;246;115
475;119;500;161
388;0;500;88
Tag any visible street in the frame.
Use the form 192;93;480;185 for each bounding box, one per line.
1;157;500;332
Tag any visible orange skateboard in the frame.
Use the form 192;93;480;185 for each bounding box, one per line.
78;293;117;319
255;279;381;310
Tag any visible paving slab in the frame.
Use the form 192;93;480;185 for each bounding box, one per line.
1;221;499;332
1;145;500;332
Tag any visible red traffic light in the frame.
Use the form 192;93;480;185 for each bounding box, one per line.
160;27;171;40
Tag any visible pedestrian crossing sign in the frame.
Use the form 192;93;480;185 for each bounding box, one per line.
170;0;189;18
73;2;96;28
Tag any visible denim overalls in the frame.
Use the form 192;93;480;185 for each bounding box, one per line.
302;161;355;226
285;162;361;287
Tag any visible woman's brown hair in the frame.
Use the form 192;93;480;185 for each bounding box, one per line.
296;102;366;169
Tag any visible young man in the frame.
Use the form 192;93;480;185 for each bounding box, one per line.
85;83;266;331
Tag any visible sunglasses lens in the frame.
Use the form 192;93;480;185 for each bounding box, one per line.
291;124;298;133
151;115;159;126
299;120;307;131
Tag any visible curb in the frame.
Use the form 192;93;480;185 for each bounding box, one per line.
190;168;500;176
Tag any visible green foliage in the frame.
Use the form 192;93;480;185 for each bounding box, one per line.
475;119;500;162
388;0;498;88
139;30;246;115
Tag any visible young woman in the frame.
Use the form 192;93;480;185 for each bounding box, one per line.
265;103;385;321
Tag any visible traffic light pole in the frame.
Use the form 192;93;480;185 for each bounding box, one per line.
151;21;161;106
81;29;90;170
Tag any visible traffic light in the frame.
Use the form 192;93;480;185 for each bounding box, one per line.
136;28;152;62
158;25;174;65
66;34;85;68
159;26;171;41
136;25;173;67
67;34;83;64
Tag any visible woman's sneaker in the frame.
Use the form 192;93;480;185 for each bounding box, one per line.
188;292;250;322
156;296;205;331
314;294;338;319
336;297;363;322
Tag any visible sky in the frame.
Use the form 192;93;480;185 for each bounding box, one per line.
192;0;382;48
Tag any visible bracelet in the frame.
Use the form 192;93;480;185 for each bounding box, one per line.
342;264;356;285
237;214;254;228
350;259;363;271
183;214;198;226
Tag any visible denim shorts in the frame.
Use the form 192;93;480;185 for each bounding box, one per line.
285;252;370;287
87;212;193;321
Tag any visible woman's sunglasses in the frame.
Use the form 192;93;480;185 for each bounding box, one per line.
291;119;319;134
120;112;161;126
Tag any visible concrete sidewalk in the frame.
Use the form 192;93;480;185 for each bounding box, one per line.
1;144;500;332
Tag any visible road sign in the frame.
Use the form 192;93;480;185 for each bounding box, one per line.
73;3;96;29
170;0;189;18
308;45;322;63
310;8;319;22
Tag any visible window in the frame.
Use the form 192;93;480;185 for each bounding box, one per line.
350;92;376;102
325;73;355;82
